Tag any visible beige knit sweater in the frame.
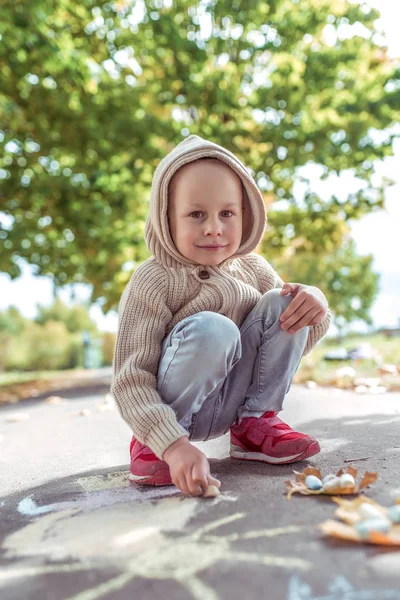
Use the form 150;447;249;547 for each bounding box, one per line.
111;134;331;459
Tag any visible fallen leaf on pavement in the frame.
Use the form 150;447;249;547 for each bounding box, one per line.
285;466;377;499
319;497;400;545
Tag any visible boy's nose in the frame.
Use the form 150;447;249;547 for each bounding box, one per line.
204;221;223;235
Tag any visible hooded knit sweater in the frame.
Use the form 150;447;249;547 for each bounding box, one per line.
111;134;331;459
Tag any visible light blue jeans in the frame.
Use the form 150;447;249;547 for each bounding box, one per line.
156;289;309;442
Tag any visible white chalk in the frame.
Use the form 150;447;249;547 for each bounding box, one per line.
203;485;221;498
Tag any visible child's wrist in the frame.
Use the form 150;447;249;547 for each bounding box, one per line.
163;436;190;463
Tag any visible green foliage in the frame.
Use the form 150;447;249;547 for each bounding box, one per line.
0;300;108;371
34;297;98;334
6;320;72;371
102;331;116;365
0;307;30;370
1;0;399;317
0;305;29;335
270;237;379;328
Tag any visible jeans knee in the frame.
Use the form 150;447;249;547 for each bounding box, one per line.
191;311;240;351
261;289;309;342
261;288;291;317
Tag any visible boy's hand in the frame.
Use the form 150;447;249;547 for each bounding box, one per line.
163;437;221;497
279;283;328;333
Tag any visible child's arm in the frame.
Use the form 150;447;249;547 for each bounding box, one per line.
163;438;221;496
249;253;332;354
111;260;189;460
112;260;221;496
280;282;328;331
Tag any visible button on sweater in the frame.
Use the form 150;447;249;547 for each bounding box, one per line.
111;135;331;459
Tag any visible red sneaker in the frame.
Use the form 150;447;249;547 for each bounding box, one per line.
230;411;320;464
129;437;173;486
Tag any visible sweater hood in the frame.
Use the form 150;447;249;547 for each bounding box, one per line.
144;134;267;268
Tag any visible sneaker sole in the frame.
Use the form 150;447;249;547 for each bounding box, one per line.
229;441;320;464
128;472;173;486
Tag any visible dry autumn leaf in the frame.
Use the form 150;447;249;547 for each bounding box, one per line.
319;497;400;545
285;466;377;500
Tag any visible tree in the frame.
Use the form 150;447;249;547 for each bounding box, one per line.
7;320;73;371
0;306;30;371
34;297;98;334
0;305;28;336
1;0;399;313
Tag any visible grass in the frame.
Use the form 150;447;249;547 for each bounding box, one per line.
0;368;84;387
0;367;107;405
0;333;399;404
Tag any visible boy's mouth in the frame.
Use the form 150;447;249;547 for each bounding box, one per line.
197;245;227;249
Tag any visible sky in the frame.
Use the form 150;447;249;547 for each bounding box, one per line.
1;0;399;334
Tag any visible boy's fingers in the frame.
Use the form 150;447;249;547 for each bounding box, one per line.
182;481;193;497
189;484;205;496
281;302;308;330
280;296;306;322
176;474;190;496
188;473;205;496
207;475;221;488
303;307;324;328
192;464;209;495
286;306;321;333
280;283;300;297
309;310;324;325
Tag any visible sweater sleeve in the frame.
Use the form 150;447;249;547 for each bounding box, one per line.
111;260;189;459
250;252;332;356
248;252;285;292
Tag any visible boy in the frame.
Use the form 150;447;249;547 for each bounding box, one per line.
111;134;330;497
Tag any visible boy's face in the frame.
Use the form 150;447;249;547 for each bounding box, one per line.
167;159;243;266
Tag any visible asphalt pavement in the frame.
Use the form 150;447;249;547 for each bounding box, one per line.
1;378;400;600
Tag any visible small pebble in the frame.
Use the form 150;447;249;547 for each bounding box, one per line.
322;477;341;493
339;473;355;487
355;517;391;539
387;505;400;524
79;409;91;417
305;380;318;389
322;474;337;484
358;503;384;520
45;396;65;405
305;475;323;490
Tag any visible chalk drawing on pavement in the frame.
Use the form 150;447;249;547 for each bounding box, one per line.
288;575;400;600
1;472;310;600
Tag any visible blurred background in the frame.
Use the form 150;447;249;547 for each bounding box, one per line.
0;0;399;402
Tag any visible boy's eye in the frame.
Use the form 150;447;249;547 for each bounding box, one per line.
190;211;233;218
